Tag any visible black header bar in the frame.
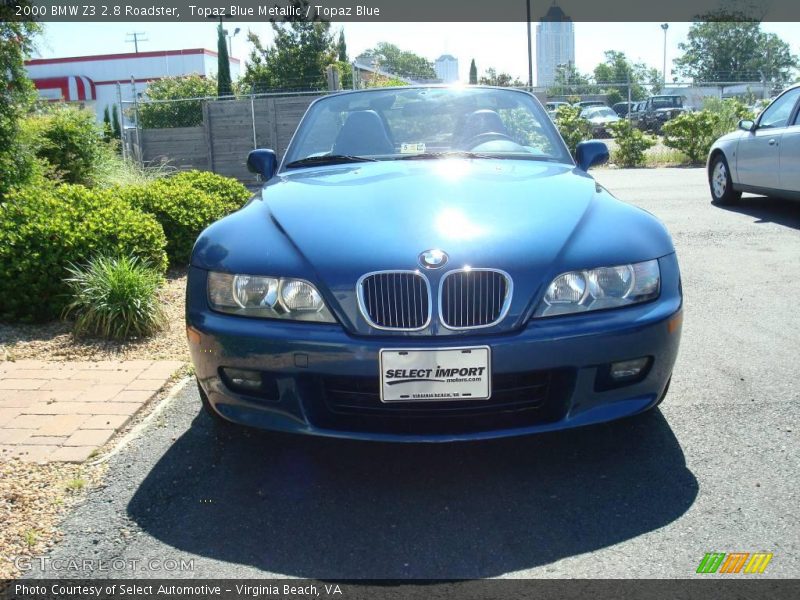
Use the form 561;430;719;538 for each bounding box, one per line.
4;0;800;22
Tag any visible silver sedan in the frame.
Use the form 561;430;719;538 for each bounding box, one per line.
707;84;800;204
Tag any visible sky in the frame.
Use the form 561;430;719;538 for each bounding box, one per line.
35;21;800;85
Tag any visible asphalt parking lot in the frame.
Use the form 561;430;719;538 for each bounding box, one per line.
28;167;799;579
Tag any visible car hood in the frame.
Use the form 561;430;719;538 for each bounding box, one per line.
193;159;674;335
266;160;595;275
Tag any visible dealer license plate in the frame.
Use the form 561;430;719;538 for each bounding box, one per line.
379;346;491;402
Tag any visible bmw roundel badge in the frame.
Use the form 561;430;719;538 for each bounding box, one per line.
419;249;448;269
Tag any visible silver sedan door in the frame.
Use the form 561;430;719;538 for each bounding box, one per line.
736;88;800;189
779;98;800;193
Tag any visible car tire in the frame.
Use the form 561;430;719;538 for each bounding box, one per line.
709;154;741;205
197;378;232;426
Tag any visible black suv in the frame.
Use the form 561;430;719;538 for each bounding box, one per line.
637;95;688;132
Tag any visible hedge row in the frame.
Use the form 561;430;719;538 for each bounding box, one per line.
117;171;250;264
0;170;251;322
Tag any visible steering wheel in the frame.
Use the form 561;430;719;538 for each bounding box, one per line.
461;131;515;150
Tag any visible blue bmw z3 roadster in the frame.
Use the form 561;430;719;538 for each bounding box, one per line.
186;86;682;441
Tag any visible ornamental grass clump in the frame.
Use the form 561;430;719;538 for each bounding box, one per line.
63;255;167;340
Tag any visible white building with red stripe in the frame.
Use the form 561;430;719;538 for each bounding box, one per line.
24;49;240;123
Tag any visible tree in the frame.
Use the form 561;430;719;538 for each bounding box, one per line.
548;63;594;96
674;16;798;86
593;51;654;102
479;67;523;87
331;61;354;89
111;104;122;139
241;4;336;93
102;106;113;143
469;59;478;85
337;29;347;62
217;23;233;97
138;75;217;128
0;4;42;197
359;42;436;80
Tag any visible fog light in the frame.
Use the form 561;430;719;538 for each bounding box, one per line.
221;367;262;390
219;367;280;402
610;357;650;380
596;357;652;391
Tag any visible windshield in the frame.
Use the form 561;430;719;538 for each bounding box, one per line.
582;107;617;118
651;96;683;109
282;87;572;168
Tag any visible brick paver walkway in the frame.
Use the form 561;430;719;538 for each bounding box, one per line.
0;360;184;463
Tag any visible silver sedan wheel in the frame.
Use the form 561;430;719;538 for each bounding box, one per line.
712;160;727;199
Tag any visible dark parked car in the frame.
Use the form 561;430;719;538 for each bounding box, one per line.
186;86;683;441
628;101;646;128
612;101;635;117
637;95;688;133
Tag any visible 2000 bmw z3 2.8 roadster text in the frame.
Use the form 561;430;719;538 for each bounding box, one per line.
186;86;683;441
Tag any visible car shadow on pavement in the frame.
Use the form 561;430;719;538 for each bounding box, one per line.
127;409;697;578
717;195;800;230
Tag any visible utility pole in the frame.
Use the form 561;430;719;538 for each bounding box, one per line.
526;0;533;89
660;24;669;87
125;32;148;53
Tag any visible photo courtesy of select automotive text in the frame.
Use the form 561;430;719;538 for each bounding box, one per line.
1;0;799;598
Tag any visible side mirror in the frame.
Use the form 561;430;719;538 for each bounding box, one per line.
247;149;278;180
738;119;756;132
575;140;609;171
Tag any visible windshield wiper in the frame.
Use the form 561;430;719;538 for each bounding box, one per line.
396;151;495;161
284;154;379;169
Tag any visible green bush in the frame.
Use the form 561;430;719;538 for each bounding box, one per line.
609;119;656;167
63;255;166;340
164;170;251;206
661;111;721;164
554;104;592;157
117;173;248;264
22;106;106;185
702;97;756;141
0;185;167;322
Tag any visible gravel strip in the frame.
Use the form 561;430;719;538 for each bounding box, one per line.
0;269;189;363
0;459;106;579
0;269;191;579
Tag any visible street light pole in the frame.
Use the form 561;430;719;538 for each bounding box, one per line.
661;23;669;88
227;27;240;56
526;0;533;89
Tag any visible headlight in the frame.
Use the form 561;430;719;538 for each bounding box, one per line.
207;272;335;322
534;259;660;318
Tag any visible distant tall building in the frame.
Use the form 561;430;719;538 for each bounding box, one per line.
536;3;575;87
434;55;459;83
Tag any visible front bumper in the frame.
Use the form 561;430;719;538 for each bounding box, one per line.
186;257;682;442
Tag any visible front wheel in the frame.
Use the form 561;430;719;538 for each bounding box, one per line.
709;154;741;205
